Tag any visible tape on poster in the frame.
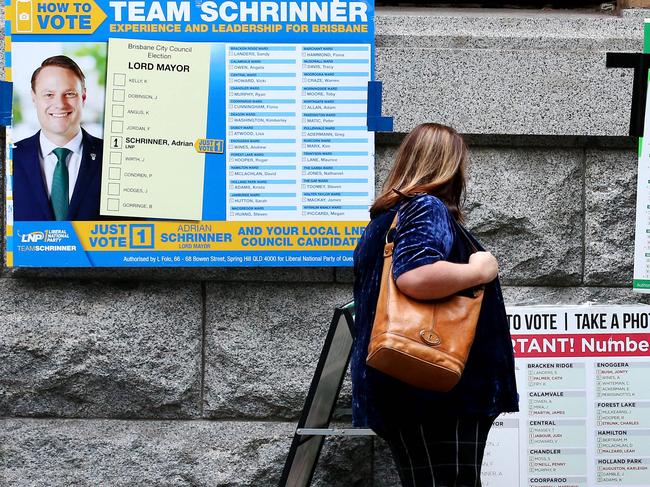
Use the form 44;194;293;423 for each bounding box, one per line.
366;80;393;133
0;81;13;126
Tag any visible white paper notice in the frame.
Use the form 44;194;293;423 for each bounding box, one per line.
100;38;212;220
632;46;650;292
482;305;650;487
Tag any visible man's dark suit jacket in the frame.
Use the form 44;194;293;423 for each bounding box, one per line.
13;129;103;221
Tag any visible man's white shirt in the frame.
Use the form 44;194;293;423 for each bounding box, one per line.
38;131;83;202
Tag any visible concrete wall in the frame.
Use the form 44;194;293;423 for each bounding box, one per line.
2;7;649;486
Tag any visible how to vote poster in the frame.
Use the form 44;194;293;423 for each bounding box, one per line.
5;0;375;267
483;305;650;487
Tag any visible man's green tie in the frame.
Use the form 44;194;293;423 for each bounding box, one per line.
51;147;71;221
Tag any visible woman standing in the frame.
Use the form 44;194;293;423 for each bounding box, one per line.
352;123;518;486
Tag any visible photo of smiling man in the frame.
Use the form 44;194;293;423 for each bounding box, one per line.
13;55;103;221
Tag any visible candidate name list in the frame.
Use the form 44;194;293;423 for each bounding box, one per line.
225;43;373;221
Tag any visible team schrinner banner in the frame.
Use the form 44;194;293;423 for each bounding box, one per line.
483;305;650;487
5;0;375;267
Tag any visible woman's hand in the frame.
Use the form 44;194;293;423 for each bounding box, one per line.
395;252;500;300
468;251;499;284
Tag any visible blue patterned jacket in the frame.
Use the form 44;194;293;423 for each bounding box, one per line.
352;194;519;436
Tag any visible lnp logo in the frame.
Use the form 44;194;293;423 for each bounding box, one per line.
20;231;44;243
18;229;70;243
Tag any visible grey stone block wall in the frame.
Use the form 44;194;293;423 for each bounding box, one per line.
375;8;642;135
2;7;649;487
203;282;352;420
1;419;373;486
0;280;203;419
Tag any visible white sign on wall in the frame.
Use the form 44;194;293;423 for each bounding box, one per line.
483;305;650;487
633;23;650;293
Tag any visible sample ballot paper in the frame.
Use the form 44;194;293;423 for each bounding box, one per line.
101;39;212;220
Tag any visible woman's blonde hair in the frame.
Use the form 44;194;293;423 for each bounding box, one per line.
370;123;467;220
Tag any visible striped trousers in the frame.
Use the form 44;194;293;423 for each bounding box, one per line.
383;415;497;487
